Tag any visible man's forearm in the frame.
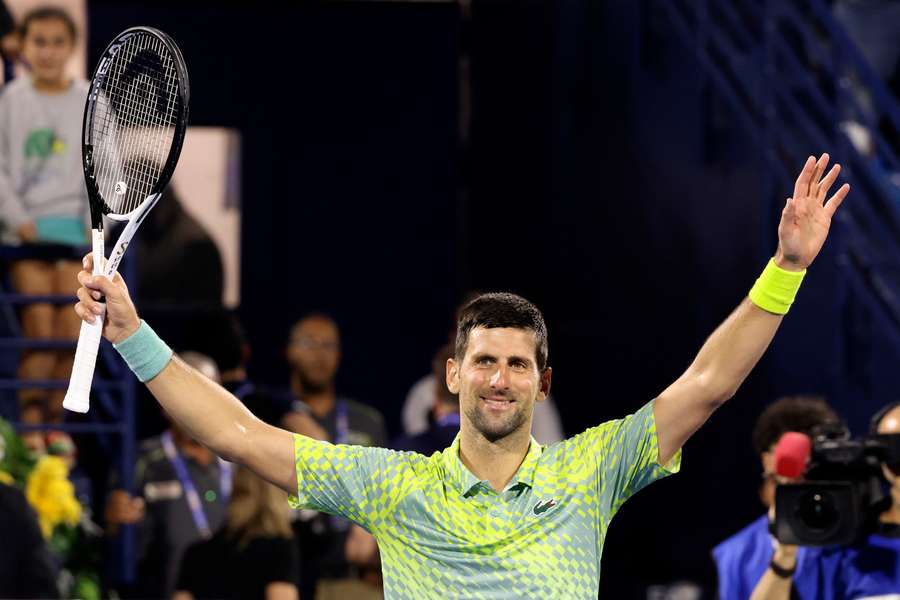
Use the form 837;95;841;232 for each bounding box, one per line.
749;571;792;600
688;297;783;404
146;355;257;461
655;296;784;463
145;355;296;492
750;545;797;600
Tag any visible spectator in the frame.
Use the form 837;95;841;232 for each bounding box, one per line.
281;312;386;599
201;308;325;439
106;351;232;599
393;342;460;455
132;186;224;308
174;465;299;600
712;396;844;599
283;314;386;447
0;480;59;598
750;401;900;598
0;6;89;418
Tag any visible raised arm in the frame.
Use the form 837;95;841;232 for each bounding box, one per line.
73;259;296;493
654;154;849;464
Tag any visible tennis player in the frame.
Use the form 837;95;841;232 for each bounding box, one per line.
75;154;848;598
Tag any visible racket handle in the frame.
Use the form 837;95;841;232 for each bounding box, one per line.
63;229;106;414
63;315;105;413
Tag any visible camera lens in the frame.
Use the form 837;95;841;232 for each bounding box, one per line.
797;490;839;532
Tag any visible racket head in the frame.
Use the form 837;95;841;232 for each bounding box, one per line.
82;26;190;226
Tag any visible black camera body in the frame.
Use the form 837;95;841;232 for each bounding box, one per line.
774;434;900;546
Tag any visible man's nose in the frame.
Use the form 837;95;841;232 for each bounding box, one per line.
489;364;509;388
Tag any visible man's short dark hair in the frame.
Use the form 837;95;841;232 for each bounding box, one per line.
455;292;548;371
20;6;77;41
751;395;842;455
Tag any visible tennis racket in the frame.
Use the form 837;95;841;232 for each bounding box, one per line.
63;27;189;413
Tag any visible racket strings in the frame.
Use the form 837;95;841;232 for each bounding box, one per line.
91;32;181;217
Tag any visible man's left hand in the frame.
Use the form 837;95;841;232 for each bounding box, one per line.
775;153;850;271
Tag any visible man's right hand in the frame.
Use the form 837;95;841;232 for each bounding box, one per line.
75;252;141;344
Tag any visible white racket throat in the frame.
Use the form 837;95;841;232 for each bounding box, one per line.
62;194;160;413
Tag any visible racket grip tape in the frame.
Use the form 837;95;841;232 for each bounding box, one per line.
63;314;105;413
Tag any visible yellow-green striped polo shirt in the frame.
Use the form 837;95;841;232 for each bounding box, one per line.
288;400;680;599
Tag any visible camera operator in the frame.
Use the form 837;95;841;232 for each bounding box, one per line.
712;396;843;600
751;402;900;599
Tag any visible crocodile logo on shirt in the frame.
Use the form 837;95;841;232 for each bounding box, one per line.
533;499;558;515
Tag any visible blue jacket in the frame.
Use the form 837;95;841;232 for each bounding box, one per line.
713;515;900;599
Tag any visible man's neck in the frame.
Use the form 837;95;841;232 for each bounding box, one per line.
290;373;335;418
32;76;72;94
458;424;531;493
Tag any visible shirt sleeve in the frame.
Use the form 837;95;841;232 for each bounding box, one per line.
287;434;413;533
564;400;680;518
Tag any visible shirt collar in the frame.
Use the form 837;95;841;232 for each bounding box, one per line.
442;433;543;497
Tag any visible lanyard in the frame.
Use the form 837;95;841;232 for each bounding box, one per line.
160;431;232;538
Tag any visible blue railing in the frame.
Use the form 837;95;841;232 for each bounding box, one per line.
656;0;900;350
0;243;138;582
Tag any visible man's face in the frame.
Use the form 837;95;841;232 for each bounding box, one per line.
877;406;900;505
447;327;550;443
22;18;74;84
286;317;341;393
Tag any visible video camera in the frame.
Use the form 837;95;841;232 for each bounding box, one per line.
773;426;900;546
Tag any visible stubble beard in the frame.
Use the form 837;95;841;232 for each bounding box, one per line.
465;397;529;443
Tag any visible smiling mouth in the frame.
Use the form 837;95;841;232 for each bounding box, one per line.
481;396;514;409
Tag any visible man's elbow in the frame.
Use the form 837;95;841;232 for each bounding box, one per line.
694;371;738;410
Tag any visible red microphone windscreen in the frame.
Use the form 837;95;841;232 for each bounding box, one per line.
774;432;812;479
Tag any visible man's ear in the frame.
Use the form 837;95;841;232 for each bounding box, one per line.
537;366;552;402
446;358;460;394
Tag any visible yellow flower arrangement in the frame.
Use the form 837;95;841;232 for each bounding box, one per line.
0;470;12;485
25;455;81;539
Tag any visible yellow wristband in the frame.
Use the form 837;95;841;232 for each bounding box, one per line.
748;258;806;315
